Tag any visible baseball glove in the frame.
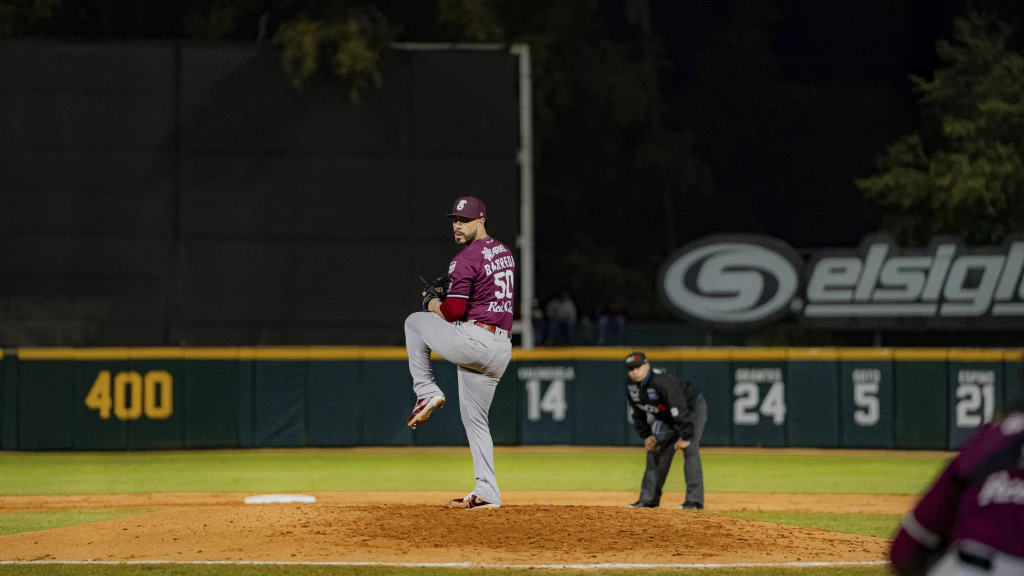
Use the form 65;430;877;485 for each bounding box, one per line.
421;273;450;310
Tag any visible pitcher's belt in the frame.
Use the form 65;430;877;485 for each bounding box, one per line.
474;321;510;339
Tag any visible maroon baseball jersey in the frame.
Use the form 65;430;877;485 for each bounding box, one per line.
891;405;1024;570
446;236;515;331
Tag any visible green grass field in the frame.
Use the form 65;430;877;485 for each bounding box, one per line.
0;509;157;536
0;449;948;495
0;448;946;576
717;511;902;539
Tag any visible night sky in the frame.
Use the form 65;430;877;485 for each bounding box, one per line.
637;0;1024;250
655;0;1022;90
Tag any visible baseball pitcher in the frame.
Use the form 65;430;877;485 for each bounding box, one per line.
404;196;514;510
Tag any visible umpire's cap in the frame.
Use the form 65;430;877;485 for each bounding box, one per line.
625;351;647;369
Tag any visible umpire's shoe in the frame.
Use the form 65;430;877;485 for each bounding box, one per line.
628;501;658;508
408;396;445;429
448;493;499;510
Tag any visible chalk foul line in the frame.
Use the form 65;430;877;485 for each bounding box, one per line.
0;560;890;569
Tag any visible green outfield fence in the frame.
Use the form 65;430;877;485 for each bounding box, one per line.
0;347;1020;451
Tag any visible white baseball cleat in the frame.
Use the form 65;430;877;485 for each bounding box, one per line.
407;396;445;429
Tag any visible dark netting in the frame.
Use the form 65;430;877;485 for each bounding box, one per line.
0;42;520;346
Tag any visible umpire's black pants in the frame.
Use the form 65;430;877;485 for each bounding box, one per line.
637;395;707;507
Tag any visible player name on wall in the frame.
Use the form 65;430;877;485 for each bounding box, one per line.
658;233;1024;331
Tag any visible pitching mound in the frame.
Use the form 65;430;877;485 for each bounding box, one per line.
0;492;900;565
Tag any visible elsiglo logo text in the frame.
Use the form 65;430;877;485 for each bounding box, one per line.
802;235;1024;325
658;233;1024;330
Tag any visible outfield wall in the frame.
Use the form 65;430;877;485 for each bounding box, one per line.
0;348;1020;451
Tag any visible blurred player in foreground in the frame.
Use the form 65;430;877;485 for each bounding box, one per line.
890;389;1024;576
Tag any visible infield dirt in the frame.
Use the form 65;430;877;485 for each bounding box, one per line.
0;492;907;565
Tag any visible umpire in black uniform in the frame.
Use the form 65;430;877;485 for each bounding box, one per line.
624;351;707;509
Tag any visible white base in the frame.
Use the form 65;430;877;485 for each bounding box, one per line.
243;494;316;504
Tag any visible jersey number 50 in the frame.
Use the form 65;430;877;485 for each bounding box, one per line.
494;271;514;298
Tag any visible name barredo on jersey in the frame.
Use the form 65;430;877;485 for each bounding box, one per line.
484;255;515;276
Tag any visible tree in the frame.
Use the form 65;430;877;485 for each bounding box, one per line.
857;11;1024;245
0;0;62;35
272;5;394;100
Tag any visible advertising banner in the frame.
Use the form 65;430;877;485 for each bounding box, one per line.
660;234;1024;331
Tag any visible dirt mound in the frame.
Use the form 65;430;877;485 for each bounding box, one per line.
0;503;889;565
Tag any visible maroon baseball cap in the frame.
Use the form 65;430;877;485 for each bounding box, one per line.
446;196;486;220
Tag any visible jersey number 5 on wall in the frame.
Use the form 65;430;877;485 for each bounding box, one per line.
852;369;882;427
85;370;173;421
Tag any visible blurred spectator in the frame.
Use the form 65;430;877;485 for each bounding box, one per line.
597;292;629;346
578;313;596;345
530;297;547;347
544;290;577;345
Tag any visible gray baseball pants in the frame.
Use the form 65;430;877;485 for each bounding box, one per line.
404;311;512;505
639;395;707;507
